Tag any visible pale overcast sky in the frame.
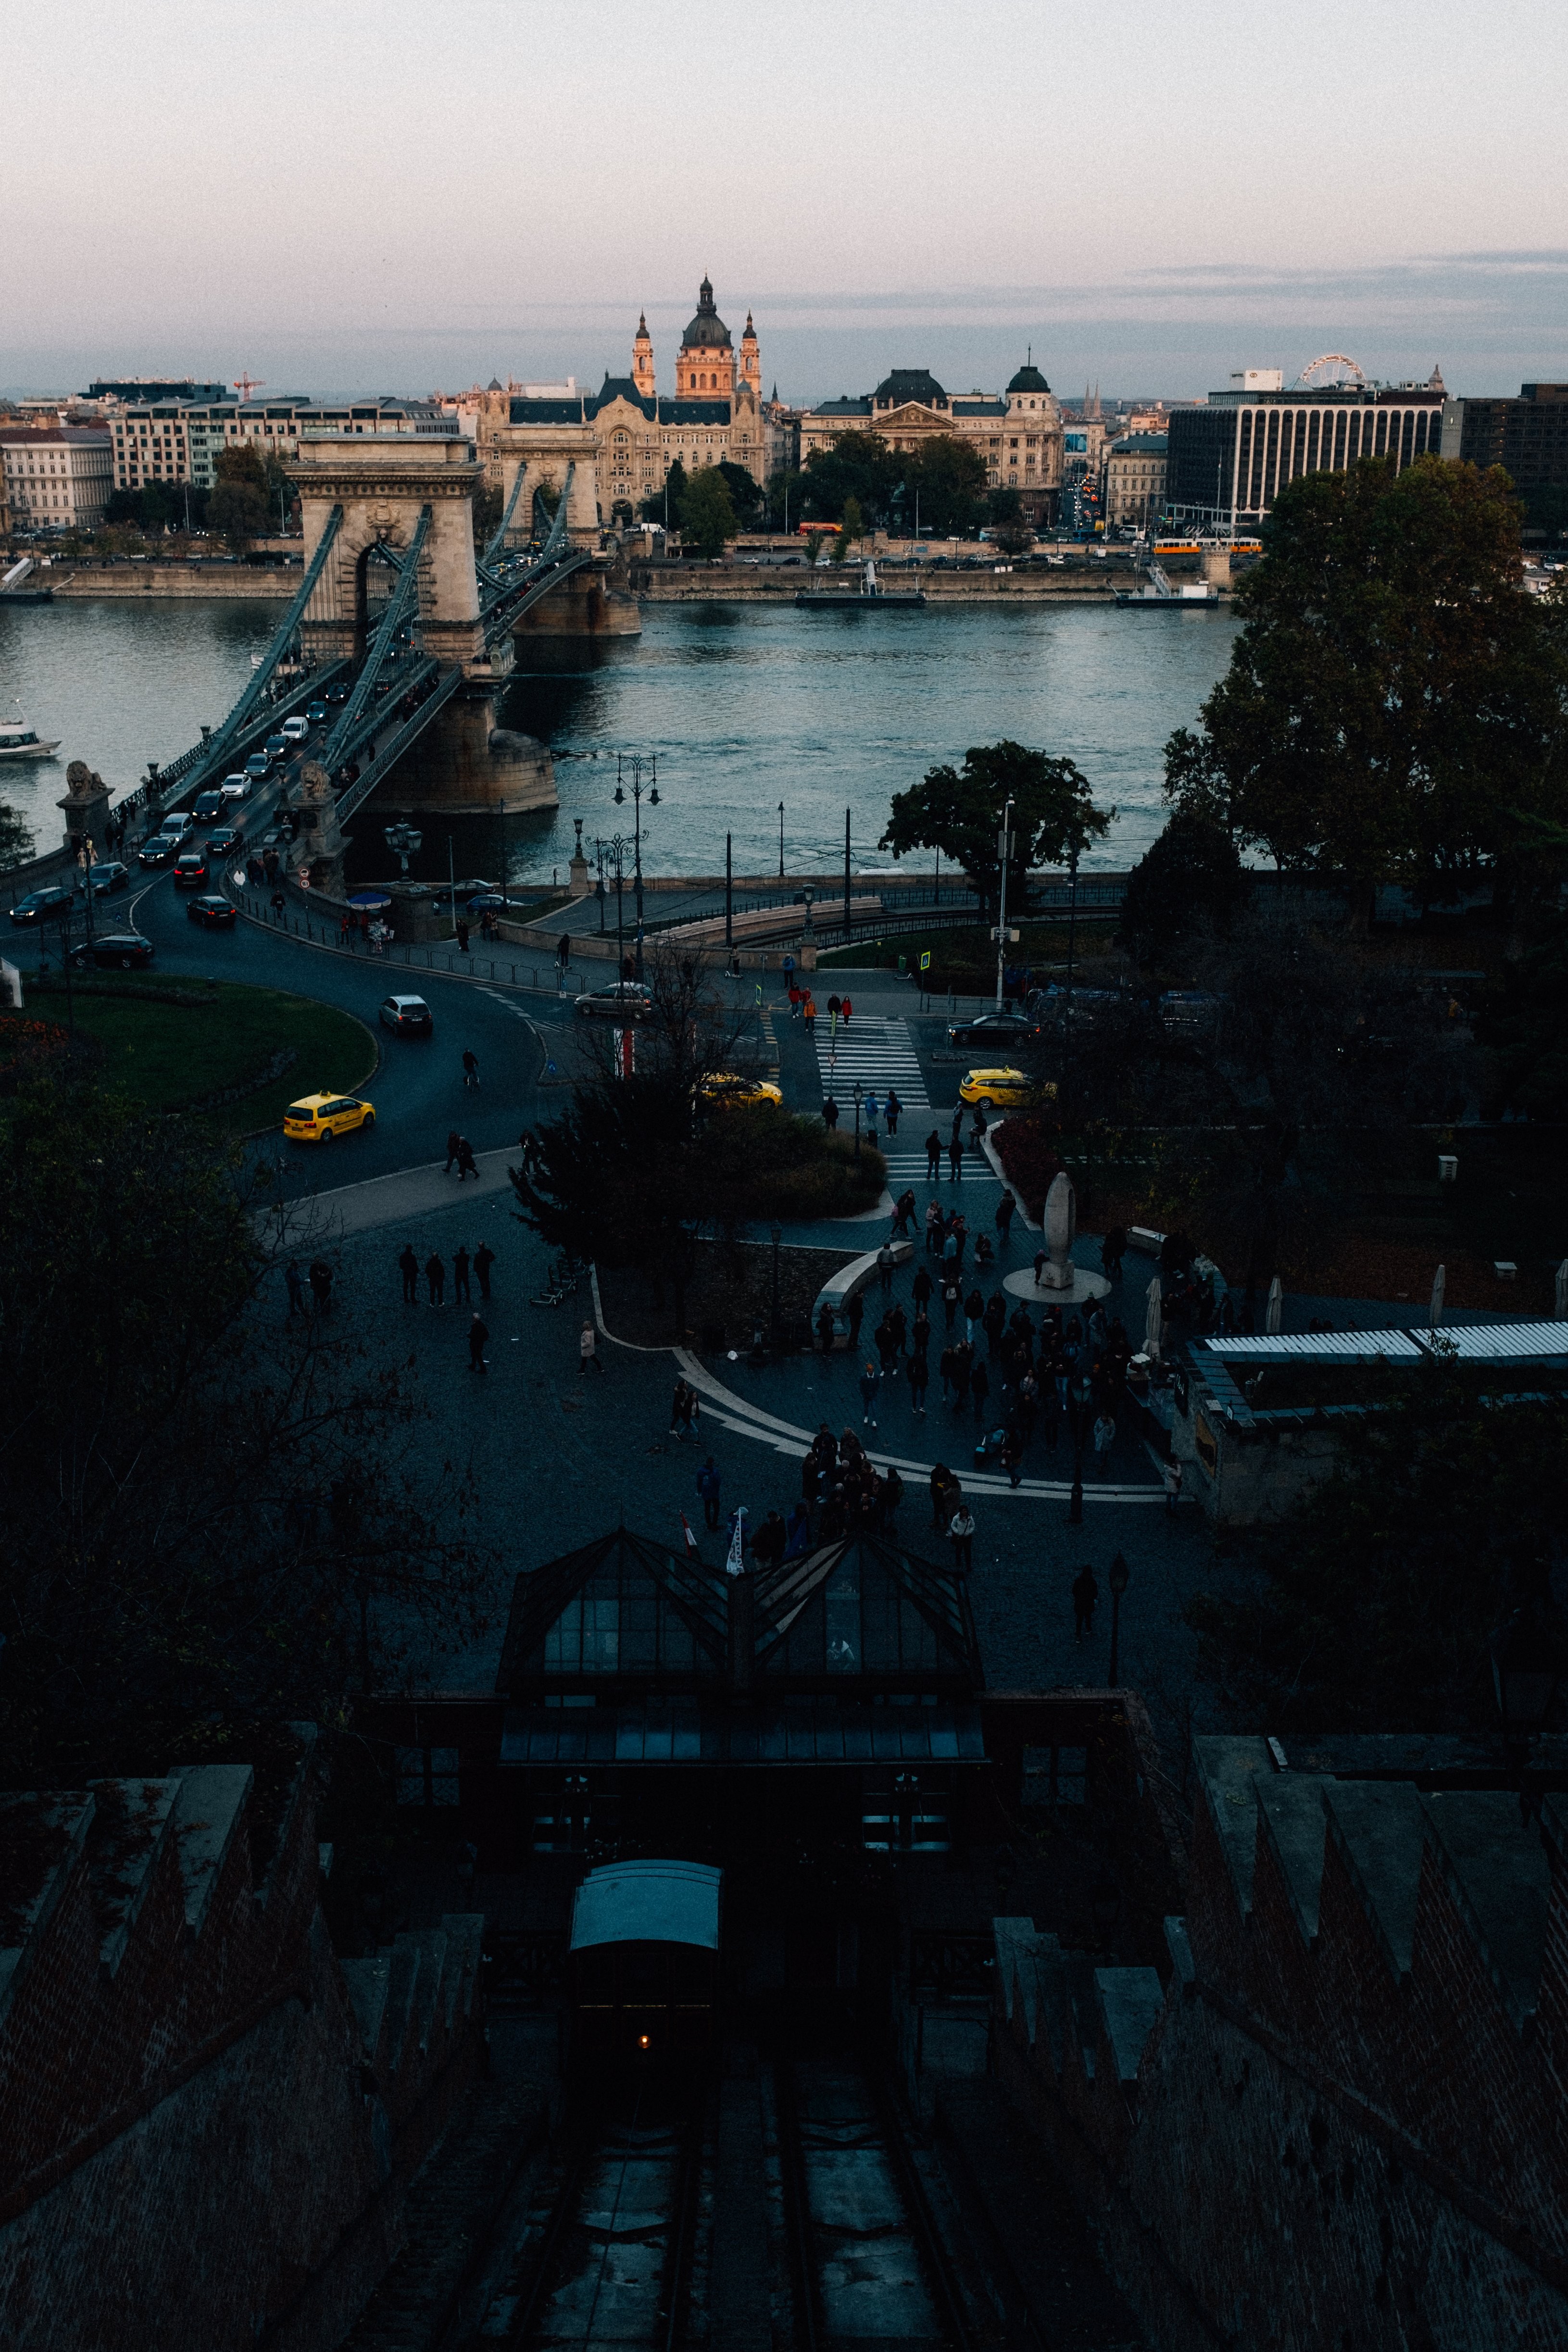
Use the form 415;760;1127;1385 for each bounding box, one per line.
5;0;1566;400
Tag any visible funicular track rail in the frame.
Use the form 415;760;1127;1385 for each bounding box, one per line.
773;2038;979;2352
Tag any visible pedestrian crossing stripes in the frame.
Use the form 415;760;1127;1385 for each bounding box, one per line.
813;1015;932;1121
476;985;536;1023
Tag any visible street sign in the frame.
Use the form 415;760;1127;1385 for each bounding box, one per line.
919;951;931;972
990;926;1020;943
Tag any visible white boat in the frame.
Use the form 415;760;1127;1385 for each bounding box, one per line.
1116;562;1219;609
0;715;61;761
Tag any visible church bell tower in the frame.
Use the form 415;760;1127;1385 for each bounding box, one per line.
632;311;656;401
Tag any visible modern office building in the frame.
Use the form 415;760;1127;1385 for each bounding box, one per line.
1165;367;1447;532
1;423;113;530
108;396;446;496
1441;384;1568;526
87;378;234;407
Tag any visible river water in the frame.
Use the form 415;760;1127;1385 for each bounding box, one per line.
0;596;1238;885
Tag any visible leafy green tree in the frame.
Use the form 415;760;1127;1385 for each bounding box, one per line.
881;741;1112;920
678;466;738;558
802;431;900;525
901;435;988;535
717;460;765;527
208;441;269;549
0;801;37;872
1118;805;1245;968
765;469;802;528
1163;454;1568;923
1186;1369;1568;1733
835;496;865;561
641;456;687;530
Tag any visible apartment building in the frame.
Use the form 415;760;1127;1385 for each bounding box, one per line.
108;397;446;495
1;424;114;530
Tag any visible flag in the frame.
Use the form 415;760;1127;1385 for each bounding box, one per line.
679;1510;699;1555
726;1508;747;1577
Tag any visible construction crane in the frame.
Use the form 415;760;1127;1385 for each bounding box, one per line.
231;373;265;400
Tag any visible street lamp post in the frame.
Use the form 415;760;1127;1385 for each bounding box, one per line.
614;754;659;980
853;1079;864;1159
1107;1550;1129;1686
770;1222;783;1350
778;801;785;881
994;795;1016;1011
384;822;423;881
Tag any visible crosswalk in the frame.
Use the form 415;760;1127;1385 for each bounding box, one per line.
813;1014;973;1181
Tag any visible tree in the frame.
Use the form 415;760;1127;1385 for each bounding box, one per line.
678;467;737;558
644;457;688;531
835;496;865;562
1185;1371;1568;1733
802;431;900;526
987;485;1032;555
900;435;988;535
1118;804;1245;969
0;1069;485;1785
881;741;1113;920
0;802;37;872
716;460;765;528
765;469;802;529
1163;454;1568;923
208;442;269;549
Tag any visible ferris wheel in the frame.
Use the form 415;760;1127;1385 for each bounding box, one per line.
1294;353;1366;388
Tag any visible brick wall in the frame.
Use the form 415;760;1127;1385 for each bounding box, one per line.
0;1733;486;2352
992;1746;1568;2349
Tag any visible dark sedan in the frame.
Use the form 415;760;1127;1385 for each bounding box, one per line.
73;933;154;970
10;885;76;926
187;895;238;930
206;826;244;862
87;861;131;896
945;1008;1046;1051
173;853;209;889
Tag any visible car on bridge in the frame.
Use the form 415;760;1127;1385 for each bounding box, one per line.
575;980;653;1020
245;753;271;783
305;701;328;725
220;775;251;804
958;1066;1042;1111
282;716;310;744
945;1007;1047;1052
86;861;130;895
264;734;289;763
324;682;349;706
161;811;195;840
193;789;225;823
283;1091;376;1144
174;853;209;889
9;884;76;926
73;932;154;971
138;835;178;868
206;826;244;861
187;894;237;931
379;994;433;1037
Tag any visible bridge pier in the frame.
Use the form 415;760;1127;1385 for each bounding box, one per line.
376;682;557;817
510;556;640;639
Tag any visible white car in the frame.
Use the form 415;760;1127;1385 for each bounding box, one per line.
282;715;310;743
220;775;250;804
161;810;195;839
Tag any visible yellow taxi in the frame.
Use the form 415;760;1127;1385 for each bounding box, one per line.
283;1091;376;1144
958;1066;1048;1112
701;1071;783;1109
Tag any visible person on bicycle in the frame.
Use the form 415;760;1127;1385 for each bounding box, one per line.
462;1049;479;1089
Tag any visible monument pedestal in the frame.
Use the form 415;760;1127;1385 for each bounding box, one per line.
58;763;112;857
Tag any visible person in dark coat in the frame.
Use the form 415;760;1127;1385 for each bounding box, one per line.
398;1243;419;1304
468;1314;489;1372
426;1252;446;1306
456;1137;479;1181
453;1246;472;1303
474;1242;496;1300
1072;1562;1099;1640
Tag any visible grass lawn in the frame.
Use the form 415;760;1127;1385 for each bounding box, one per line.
23;977;375;1134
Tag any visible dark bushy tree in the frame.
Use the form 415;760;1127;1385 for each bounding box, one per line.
1163;454;1568;922
1119;805;1246;968
1476;913;1568;1118
802;431;900;525
208;442;269;548
881;740;1112;920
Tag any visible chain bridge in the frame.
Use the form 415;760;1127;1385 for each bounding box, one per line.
125;428;634;886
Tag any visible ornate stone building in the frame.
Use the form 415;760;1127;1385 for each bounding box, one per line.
475;281;772;534
797;360;1065;526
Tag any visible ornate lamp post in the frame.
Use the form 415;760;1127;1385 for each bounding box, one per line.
384;822;423;879
778;800;785;880
614;753;659;979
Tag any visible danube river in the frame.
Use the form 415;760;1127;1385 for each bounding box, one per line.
0;595;1239;883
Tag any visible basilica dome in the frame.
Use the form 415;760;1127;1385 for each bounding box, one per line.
681;277;731;350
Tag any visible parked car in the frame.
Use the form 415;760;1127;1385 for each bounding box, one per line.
574;981;653;1020
379;993;433;1036
9;884;75;925
245;752;271;782
86;861;130;895
945;1007;1046;1051
281;715;310;743
284;1091;376;1143
173;852;208;889
193;789;225;822
206;826;243;861
73;932;154;971
305;700;329;724
187;894;238;929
